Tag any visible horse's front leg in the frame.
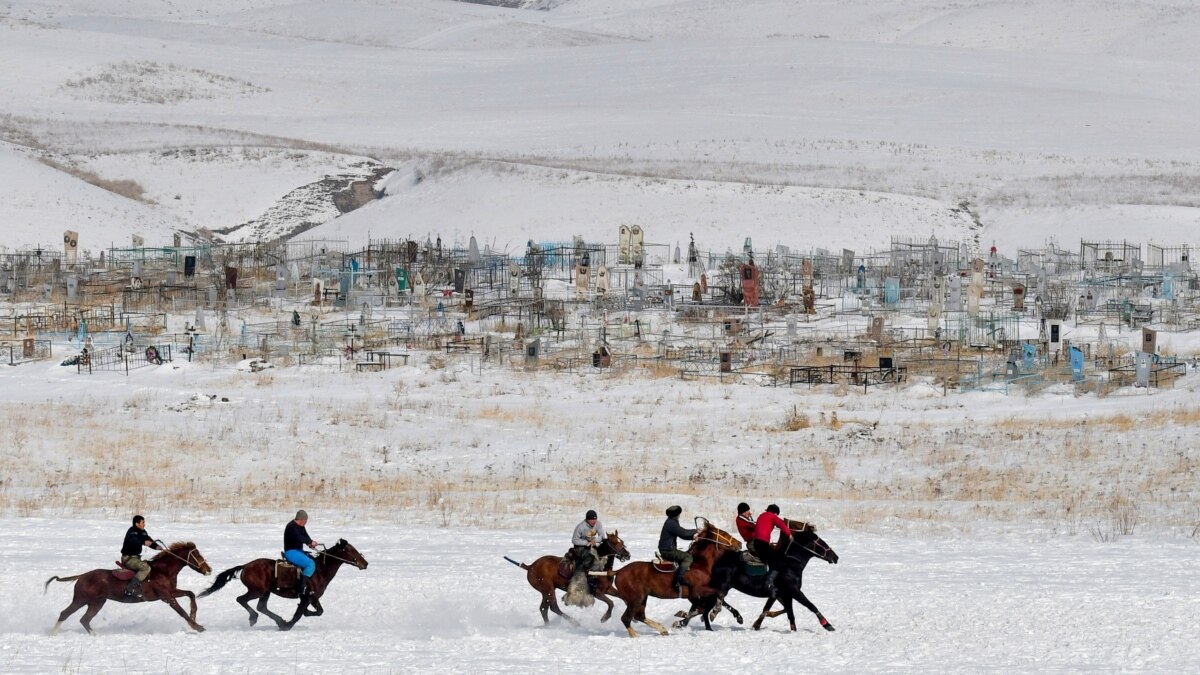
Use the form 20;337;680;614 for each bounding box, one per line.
172;589;198;622
752;596;777;630
792;589;834;631
720;597;743;625
595;592;615;623
164;597;204;632
303;596;324;617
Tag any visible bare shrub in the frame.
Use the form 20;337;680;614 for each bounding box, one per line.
1089;495;1139;542
781;405;810;431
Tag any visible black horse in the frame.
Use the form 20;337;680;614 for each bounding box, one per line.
675;523;839;632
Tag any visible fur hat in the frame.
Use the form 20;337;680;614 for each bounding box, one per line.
766;504;780;515
295;509;309;521
737;502;750;514
585;510;598;520
665;505;682;518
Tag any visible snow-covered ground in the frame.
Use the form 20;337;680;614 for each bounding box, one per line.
7;519;1199;673
3;0;1200;671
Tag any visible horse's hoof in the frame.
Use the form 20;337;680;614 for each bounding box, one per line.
193;624;206;633
736;616;744;625
674;611;687;618
823;623;836;632
248;616;257;627
671;621;683;629
790;624;797;632
277;623;293;632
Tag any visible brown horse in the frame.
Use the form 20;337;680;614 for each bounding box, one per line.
505;530;632;625
44;542;213;634
198;539;367;630
608;519;741;637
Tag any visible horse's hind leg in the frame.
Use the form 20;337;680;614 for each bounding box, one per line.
543;590;578;627
237;592;260;626
255;594;290;628
51;599;87;635
79;600;106;635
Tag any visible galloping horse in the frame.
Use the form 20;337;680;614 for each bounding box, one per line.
199;539;368;631
609;519;741;637
676;521;839;632
45;542;213;634
504;530;632;625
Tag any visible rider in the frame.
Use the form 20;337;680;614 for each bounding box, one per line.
751;504;792;599
735;502;756;546
658;505;697;591
120;515;160;598
284;509;320;598
571;509;605;593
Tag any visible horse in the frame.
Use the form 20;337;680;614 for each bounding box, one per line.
675;521;839;632
199;538;368;631
504;529;632;625
608;519;741;637
44;542;213;634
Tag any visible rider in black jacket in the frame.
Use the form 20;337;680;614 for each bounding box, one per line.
120;515;160;598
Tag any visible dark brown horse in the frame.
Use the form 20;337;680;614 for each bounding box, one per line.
675;521;839;632
199;539;367;630
505;530;632;625
45;542;213;634
608;519;741;637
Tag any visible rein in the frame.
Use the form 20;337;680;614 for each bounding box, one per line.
784;536;830;561
154;541;201;570
316;547;362;568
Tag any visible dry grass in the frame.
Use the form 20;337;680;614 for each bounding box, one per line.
37;157;150;202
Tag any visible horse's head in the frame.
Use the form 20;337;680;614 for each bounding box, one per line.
788;524;838;565
600;530;631;562
154;542;213;575
691;518;742;553
325;538;369;570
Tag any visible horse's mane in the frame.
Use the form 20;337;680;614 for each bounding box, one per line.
151;542;195;561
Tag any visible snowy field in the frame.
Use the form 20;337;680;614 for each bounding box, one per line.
3;0;1200;671
5;520;1199;674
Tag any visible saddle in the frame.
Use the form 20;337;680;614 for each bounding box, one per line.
651;552;677;574
275;556;302;591
740;552;769;577
111;561;136;581
557;551;577;580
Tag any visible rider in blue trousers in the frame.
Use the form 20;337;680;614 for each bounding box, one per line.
284;510;320;597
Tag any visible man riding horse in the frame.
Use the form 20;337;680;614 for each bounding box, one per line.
571;509;605;593
284;510;321;598
120;515;161;598
658;505;697;590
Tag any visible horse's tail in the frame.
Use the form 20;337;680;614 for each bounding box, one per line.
503;556;529;570
43;574;84;594
198;565;244;597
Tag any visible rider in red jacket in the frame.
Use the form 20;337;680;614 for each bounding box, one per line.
735;502;756;544
751;504;792;598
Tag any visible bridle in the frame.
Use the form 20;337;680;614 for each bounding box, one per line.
316;545;366;569
692;518;741;550
154;541;205;572
784;534;832;562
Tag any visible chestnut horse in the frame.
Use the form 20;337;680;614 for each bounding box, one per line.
44;542;213;634
199;539;367;631
676;521;839;632
504;530;631;625
608;520;741;637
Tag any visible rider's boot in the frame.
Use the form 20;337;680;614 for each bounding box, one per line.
672;567;685;591
765;570;779;599
296;575;311;598
124;578;144;599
